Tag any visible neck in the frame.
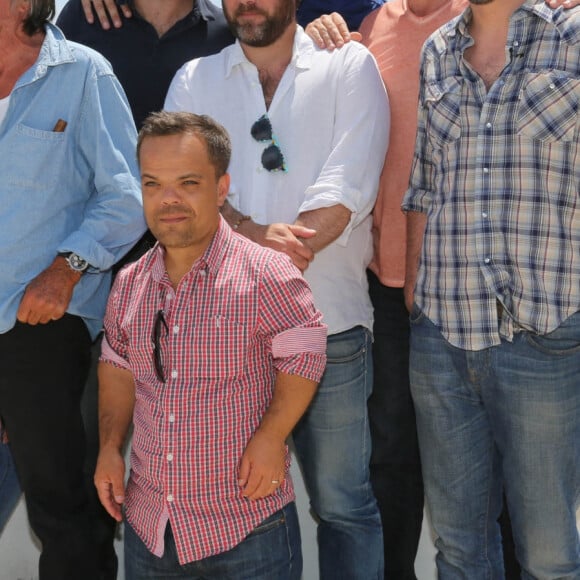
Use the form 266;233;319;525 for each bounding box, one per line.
133;0;194;36
0;26;44;98
240;21;296;72
407;0;449;17
469;0;525;32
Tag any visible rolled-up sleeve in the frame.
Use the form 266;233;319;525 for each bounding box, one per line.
299;46;390;246
258;254;327;383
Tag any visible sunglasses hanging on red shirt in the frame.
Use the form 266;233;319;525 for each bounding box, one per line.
251;114;287;173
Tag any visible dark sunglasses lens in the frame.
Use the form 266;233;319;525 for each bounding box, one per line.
261;144;285;172
153;311;166;383
251;116;273;142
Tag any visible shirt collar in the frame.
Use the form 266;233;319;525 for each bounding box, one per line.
150;215;234;283
224;24;314;78
453;0;556;39
15;23;75;88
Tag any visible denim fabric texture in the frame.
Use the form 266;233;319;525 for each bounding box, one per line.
0;24;144;340
409;308;580;579
292;325;384;579
125;503;302;579
0;442;20;534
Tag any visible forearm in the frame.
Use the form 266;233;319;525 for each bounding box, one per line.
404;211;427;311
98;361;135;452
258;371;318;441
294;204;352;254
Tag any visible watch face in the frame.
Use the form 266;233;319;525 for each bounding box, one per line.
67;253;89;272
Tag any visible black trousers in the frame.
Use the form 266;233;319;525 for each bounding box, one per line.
367;271;424;580
0;315;102;580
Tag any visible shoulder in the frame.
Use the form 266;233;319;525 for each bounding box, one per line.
225;233;298;281
113;249;157;291
49;23;116;77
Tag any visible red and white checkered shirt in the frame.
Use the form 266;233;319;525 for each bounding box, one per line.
101;217;327;564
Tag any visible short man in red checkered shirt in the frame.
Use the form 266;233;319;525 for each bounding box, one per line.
94;111;327;579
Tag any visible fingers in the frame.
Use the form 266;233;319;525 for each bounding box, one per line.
547;0;580;7
16;291;66;325
305;12;352;50
119;2;133;18
240;468;285;500
83;0;125;29
94;450;125;522
95;477;124;521
81;0;95;24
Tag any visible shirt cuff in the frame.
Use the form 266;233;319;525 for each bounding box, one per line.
100;334;130;370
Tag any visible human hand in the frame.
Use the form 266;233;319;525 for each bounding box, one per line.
94;446;126;522
305;12;362;50
250;223;316;272
546;0;580;7
82;0;132;29
16;257;81;325
238;430;286;500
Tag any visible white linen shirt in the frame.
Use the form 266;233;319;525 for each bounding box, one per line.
165;26;390;334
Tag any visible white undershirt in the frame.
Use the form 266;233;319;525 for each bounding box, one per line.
0;95;10;125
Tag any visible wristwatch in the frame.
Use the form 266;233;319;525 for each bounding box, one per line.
59;252;89;273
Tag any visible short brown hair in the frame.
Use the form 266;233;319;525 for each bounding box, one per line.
138;111;231;177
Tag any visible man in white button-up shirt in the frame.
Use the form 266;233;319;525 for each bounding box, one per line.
165;1;390;578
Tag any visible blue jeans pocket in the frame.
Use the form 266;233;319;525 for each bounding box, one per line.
525;312;580;355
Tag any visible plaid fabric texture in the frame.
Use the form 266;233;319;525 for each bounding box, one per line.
101;218;327;564
403;1;580;350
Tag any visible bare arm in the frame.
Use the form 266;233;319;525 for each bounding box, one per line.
294;204;352;254
404;211;427;313
16;256;81;325
238;371;318;500
221;200;316;271
81;0;132;29
94;361;135;522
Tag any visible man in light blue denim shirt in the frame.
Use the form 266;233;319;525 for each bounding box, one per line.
0;1;145;579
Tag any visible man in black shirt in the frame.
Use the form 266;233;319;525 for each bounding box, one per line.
57;1;233;128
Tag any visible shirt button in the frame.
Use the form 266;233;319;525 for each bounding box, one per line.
549;83;555;90
484;258;491;264
167;494;174;503
486;122;492;129
483;168;489;174
168;414;175;423
167;453;173;462
513;41;520;47
171;370;178;379
173;325;179;334
482;212;488;218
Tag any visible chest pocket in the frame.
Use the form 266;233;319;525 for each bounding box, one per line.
192;316;249;379
517;72;579;142
424;76;463;148
6;123;65;190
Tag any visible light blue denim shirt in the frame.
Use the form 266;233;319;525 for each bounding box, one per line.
0;23;145;340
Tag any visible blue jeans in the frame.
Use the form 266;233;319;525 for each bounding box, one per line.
0;442;21;534
292;325;384;580
125;503;302;579
409;308;580;579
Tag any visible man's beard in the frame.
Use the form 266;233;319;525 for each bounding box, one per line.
224;1;295;47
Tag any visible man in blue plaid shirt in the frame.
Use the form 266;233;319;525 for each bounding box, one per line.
403;0;579;578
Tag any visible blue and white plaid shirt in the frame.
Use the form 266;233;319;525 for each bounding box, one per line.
403;1;580;351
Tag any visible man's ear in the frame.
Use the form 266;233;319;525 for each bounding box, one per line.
217;173;231;207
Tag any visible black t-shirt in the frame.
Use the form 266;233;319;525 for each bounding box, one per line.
57;0;234;129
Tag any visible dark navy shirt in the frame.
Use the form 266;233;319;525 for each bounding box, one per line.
57;0;233;129
297;0;386;30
